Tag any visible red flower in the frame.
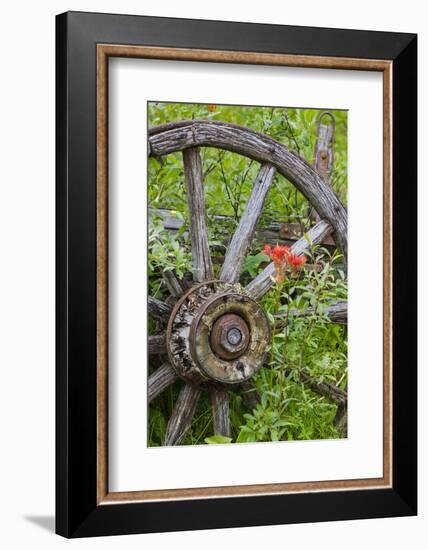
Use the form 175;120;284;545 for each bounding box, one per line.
288;252;307;271
263;244;290;283
272;245;289;264
262;243;306;281
263;244;273;257
263;244;289;262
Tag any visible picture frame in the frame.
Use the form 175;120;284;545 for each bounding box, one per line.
56;10;417;538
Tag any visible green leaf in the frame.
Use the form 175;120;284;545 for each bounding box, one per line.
236;430;256;443
243;253;267;277
204;435;232;445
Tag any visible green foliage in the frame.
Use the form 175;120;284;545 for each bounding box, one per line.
148;214;192;279
205;435;232;444
243;252;268;278
247;246;347;443
147;101;348;447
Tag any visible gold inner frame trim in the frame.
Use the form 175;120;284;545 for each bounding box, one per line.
96;43;393;504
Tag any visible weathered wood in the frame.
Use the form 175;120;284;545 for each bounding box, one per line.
149;208;336;248
150;207;185;231
313;114;335;181
275;300;348;327
314;300;347;324
278;222;307;241
272;364;346;405
310;113;336;244
182;147;213;282
148;334;167;355
335;402;348;437
210;387;231;437
241;380;261;411
149;120;347;261
164;383;201;446
299;370;347;406
255;226;334;248
246;220;333;300
148;296;172;322
220;163;276;283
162;269;183;298
150;207;297;237
148;362;178;403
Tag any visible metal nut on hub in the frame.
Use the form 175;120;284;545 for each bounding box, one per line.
210;313;250;360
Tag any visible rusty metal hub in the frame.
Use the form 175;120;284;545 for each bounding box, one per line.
166;281;271;385
210;313;250;360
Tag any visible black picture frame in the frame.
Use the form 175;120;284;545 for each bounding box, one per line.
56;10;417;538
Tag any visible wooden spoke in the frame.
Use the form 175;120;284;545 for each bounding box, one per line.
296;369;347;405
148;334;167;355
220;163;276;283
269;363;346;406
210;387;231;437
149;120;348;261
246;219;333;300
241;380;261;412
162;270;184;299
164;383;201;446
182;147;213;282
148;296;172;322
317;300;347;324
275;300;347;327
148;362;178;403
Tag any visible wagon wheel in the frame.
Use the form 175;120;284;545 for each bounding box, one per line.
148;120;348;446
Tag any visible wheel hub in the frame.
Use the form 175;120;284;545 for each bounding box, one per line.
166;281;271;384
210;313;250;360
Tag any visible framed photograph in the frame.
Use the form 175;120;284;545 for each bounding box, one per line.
56;11;417;538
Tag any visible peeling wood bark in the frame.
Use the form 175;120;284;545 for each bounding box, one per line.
148;334;167;355
220;163;276;283
275;300;348;327
246;220;333;300
164;383;201;446
182;147;213;282
147;362;178;403
210;387;231;437
149;120;347;261
148;296;172;322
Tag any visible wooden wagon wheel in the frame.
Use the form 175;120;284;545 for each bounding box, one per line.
148;120;348;446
